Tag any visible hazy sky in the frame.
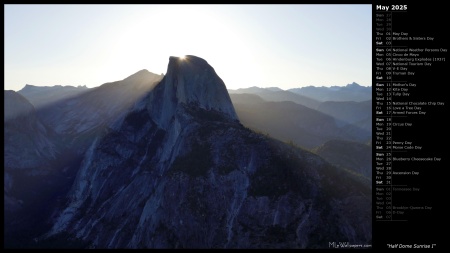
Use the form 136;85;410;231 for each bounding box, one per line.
4;4;371;91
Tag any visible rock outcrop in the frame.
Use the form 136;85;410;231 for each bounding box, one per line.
42;56;371;248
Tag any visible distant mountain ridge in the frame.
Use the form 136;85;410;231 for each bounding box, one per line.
18;84;89;109
229;86;320;109
20;70;163;146
230;93;370;149
228;85;372;146
289;82;371;102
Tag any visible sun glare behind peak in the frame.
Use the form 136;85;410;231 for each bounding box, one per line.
179;55;186;60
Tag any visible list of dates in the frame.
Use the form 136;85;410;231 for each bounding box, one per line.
373;4;447;248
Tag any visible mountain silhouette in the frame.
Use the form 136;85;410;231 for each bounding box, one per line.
5;56;371;249
36;56;371;248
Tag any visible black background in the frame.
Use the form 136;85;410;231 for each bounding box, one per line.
372;1;447;249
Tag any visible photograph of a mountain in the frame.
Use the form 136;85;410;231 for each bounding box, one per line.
4;55;371;249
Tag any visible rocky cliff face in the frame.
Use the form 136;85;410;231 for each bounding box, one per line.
4;91;63;245
28;70;163;147
141;55;237;129
4;90;57;171
42;56;371;248
4;71;163;248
